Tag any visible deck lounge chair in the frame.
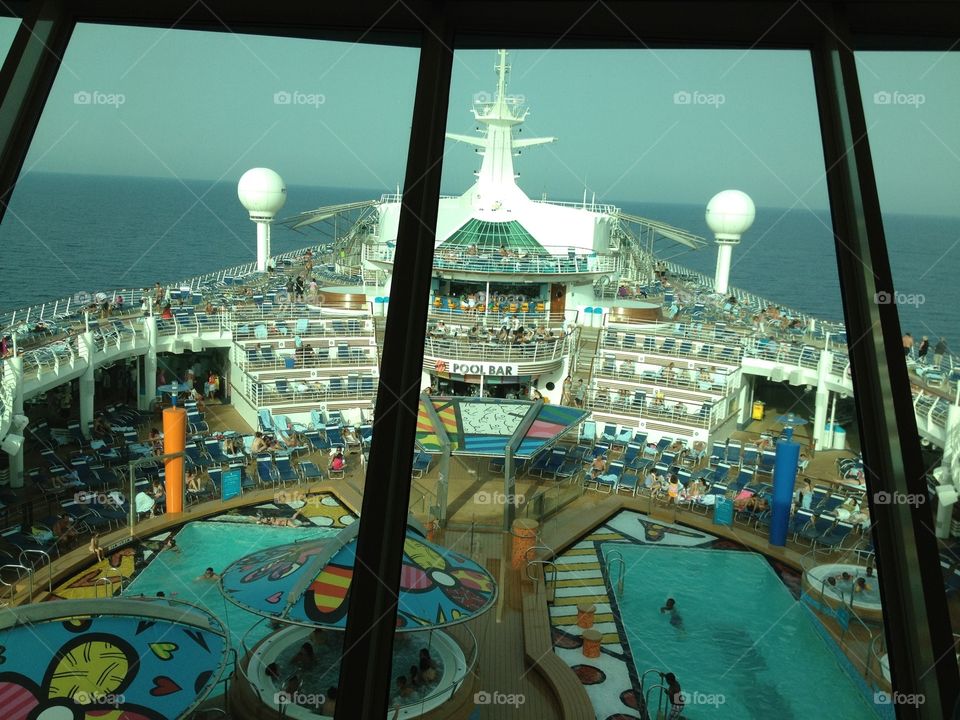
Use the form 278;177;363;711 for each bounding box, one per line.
274;454;299;484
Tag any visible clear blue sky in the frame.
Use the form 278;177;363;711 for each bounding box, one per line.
0;20;957;214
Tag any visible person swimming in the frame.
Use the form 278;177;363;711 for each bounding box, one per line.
660;597;685;631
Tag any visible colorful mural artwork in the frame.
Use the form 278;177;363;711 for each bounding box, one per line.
0;600;229;720
220;527;497;630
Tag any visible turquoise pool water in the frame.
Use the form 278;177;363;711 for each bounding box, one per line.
124;521;340;648
608;545;877;719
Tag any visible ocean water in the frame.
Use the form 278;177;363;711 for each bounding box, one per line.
1;173;957;343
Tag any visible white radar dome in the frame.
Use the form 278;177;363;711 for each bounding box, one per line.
705;189;755;240
238;168;287;220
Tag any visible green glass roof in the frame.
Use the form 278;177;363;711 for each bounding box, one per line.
439;218;548;255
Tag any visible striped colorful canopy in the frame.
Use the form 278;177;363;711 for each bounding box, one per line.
219;526;497;630
416;397;588;459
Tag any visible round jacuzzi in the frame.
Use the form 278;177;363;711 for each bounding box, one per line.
802;563;882;622
247;625;469;718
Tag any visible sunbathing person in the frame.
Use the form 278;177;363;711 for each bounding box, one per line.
733;495;768;513
52;514;78;545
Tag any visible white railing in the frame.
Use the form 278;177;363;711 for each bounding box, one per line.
366;244;618;275
423;334;573;364
585;388;718;429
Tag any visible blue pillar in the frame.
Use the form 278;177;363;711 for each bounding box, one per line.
769;428;801;546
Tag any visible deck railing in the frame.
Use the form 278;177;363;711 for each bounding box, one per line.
423;334;574;364
365;244;618;275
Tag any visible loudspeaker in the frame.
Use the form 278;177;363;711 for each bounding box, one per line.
2;433;24;455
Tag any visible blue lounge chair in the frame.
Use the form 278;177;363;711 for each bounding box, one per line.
204;438;229;464
326;425;344;449
817;520;855;550
258;409;276;433
274;454;299;484
799;512;834;545
299;461;324;482
617;470;639;496
256;456;276;488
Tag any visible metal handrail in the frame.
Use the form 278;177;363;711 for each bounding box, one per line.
0;562;33;603
606;550;626;598
19;548;53;592
525;558;558;587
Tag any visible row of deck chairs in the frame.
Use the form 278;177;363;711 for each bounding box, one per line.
709;440;777;474
255;453;326;486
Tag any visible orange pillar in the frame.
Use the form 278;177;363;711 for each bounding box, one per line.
582;629;602;658
163;406;187;513
510;518;540;570
577;603;596;629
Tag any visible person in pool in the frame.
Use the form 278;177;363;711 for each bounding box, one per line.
854;577;872;593
395;675;413;699
197;567;219;581
662;672;685;719
419;648;437;683
660;598;684;630
292;642;314;668
320;687;337;715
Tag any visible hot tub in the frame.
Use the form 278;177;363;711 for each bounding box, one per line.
246;625;469;718
802;563;882;623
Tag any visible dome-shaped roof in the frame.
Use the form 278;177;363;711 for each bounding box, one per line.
706;189;755;239
238;168;287;219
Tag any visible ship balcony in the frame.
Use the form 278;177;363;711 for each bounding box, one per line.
584;389;719;431
365;244;618;281
599;330;744;367
592;365;737;400
422;334;574;376
237;368;378;414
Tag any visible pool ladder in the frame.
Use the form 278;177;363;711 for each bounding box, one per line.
638;668;670;720
607;550;626;597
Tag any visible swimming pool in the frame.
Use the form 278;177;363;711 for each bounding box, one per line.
123;521;340;648
607;545;878;719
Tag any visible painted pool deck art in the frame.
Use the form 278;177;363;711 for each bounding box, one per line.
549;511;715;720
48;492;354;601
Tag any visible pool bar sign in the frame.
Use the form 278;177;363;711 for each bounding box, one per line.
440;360;517;376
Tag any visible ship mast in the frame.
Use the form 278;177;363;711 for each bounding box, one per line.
446;49;556;201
